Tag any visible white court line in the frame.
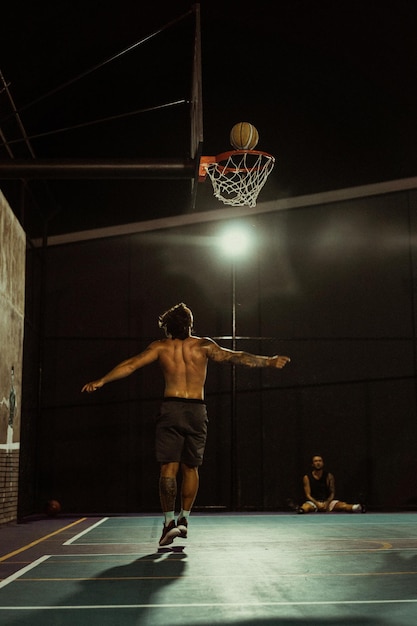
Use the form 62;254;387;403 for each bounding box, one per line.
63;517;109;545
32;553;152;559
1;599;417;610
0;555;51;589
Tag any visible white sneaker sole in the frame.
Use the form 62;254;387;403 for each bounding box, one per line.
177;524;188;538
159;526;181;546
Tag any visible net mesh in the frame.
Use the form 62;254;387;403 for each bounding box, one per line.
203;151;275;207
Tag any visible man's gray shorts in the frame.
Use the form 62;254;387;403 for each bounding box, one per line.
155;398;208;466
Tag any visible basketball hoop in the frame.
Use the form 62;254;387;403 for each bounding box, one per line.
199;150;275;208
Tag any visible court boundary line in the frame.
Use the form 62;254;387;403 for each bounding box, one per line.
0;555;50;589
15;571;417;580
0;518;87;562
1;598;417;610
63;517;108;545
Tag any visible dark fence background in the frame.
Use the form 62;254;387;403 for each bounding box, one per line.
18;187;417;516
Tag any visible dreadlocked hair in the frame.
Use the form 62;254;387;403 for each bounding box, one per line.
158;303;192;340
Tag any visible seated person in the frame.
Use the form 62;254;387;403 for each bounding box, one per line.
298;454;364;513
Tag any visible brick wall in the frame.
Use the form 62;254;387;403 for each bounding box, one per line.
0;450;19;524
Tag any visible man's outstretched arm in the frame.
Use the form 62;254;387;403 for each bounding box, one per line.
202;338;290;369
81;343;160;393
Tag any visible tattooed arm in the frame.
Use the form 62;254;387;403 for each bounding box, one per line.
201;337;290;369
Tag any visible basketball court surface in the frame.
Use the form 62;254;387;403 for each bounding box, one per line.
0;512;416;625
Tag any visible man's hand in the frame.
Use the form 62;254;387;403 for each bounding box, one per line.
270;355;291;369
81;380;104;393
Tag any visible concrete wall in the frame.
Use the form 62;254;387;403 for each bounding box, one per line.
0;190;25;523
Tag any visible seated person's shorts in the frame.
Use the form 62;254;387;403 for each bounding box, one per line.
306;499;340;512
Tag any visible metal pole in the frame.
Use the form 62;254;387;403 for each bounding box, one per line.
231;259;238;509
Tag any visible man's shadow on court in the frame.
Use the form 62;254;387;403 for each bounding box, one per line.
73;546;188;606
11;546;187;626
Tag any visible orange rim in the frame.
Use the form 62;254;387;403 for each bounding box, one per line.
199;150;274;180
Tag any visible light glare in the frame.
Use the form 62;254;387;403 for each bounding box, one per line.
219;226;252;258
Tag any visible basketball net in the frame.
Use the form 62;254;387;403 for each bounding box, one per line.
200;150;275;207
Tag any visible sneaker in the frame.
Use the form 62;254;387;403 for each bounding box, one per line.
159;520;181;546
177;517;188;538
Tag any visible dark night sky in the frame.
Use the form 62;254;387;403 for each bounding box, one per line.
1;0;417;238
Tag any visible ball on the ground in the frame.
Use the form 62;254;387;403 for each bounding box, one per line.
45;499;61;516
230;122;259;150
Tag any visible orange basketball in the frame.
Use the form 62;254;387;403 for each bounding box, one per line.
230;122;259;150
45;499;61;516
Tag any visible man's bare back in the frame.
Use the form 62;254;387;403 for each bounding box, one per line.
158;337;209;399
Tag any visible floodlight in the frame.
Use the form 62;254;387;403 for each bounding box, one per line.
219;225;252;258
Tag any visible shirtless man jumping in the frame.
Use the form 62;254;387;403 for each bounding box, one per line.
82;302;290;546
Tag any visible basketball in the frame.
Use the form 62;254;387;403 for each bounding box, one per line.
230;122;259;150
45;499;61;516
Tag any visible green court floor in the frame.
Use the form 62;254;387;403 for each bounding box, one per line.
0;513;416;625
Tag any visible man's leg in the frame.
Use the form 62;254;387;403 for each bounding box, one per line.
180;463;199;511
298;501;317;514
159;462;181;546
177;463;199;537
332;501;362;512
159;462;179;515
